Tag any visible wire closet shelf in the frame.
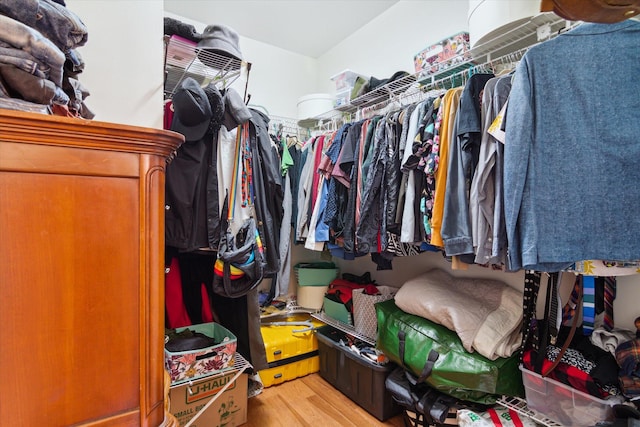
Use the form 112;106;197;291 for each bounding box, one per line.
332;12;572;117
163;35;251;98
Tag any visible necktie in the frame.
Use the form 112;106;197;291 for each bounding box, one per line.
603;276;616;331
562;275;581;325
548;273;560;343
582;275;596;335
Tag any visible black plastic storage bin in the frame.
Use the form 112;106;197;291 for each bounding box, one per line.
316;325;400;421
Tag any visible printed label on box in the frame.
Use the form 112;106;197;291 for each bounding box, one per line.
185;373;237;404
170;371;248;427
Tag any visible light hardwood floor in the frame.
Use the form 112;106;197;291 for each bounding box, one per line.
245;373;405;427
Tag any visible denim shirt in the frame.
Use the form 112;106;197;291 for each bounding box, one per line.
0;0;88;52
504;20;640;272
0;15;65;86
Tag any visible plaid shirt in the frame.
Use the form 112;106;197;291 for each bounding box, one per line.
616;338;640;377
620;375;640;397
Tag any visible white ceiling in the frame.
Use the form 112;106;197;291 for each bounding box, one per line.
164;0;400;58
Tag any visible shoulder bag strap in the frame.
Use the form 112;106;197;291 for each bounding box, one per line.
542;276;582;377
398;329;440;386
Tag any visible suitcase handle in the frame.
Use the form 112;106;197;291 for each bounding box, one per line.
262;320;316;334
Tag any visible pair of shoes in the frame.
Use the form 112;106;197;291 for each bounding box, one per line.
247;373;264;398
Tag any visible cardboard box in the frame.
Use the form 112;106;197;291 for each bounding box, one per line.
169;370;248;427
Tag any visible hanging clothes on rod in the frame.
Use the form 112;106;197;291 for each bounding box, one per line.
286;45;534;271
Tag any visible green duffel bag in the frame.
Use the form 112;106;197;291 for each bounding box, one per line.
375;299;524;405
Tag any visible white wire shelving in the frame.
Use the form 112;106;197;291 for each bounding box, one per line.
163;35;251;98
332;12;572;116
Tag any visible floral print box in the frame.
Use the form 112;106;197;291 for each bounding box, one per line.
165;322;237;385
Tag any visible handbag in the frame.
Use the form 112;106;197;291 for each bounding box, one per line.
385;367;489;427
212;127;266;298
212;212;265;298
352;285;396;340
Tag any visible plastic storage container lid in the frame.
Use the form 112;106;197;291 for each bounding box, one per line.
297;93;334;128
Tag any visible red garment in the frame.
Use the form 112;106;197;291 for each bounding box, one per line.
522;349;608;399
164;257;192;328
164;100;174;130
165;257;214;328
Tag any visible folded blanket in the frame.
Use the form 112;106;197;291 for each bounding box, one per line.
394;268;522;360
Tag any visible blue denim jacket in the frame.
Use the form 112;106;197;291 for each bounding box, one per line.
0;0;88;52
504;20;640;272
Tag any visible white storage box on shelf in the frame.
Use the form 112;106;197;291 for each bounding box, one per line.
330;69;368;91
519;365;621;427
333;89;351;109
297;93;334;128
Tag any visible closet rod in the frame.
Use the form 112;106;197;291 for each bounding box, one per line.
356;45;532;119
269;115;308;139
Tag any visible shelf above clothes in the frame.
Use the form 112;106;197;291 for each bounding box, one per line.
164;34;251;98
333;12;572;115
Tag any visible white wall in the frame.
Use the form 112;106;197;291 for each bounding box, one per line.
316;0;470;95
61;3;317;127
65;0;165;128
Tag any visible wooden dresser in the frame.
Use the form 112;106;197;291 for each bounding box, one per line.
0;109;183;426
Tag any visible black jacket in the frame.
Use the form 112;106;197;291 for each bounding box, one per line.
249;109;284;276
165;129;221;252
